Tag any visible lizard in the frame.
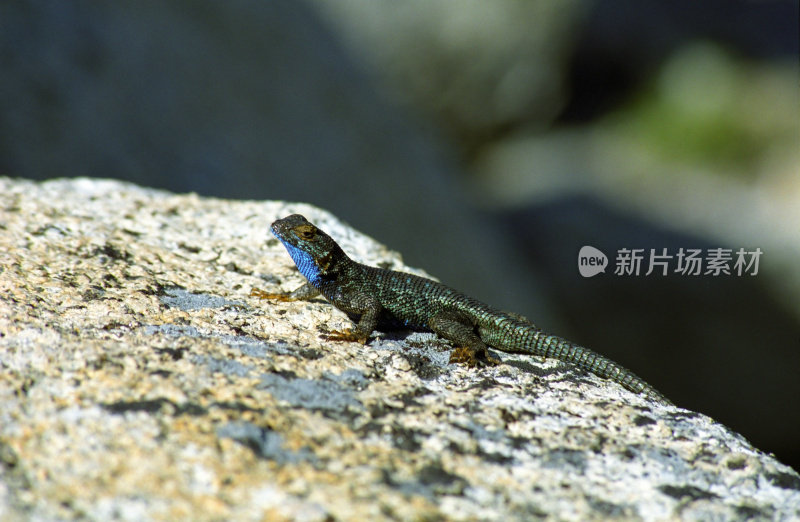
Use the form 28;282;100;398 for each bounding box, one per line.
252;213;671;405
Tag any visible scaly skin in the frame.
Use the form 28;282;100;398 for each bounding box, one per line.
254;214;671;405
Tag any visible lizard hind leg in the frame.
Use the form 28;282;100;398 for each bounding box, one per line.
429;312;499;367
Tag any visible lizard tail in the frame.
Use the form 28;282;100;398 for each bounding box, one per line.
533;332;672;405
486;322;672;404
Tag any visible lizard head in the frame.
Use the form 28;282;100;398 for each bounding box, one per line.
270;214;346;286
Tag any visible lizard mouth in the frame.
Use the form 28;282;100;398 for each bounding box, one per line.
270;220;286;239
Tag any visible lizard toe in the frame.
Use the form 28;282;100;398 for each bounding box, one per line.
249;287;295;302
449;347;478;367
323;329;368;344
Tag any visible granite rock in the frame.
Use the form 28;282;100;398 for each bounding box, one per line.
1;177;798;521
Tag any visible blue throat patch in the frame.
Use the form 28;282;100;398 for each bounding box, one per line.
278;238;323;287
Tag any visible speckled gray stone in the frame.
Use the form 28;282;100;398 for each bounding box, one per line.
1;177;798;521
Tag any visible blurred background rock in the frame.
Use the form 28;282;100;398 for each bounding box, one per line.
1;0;798;469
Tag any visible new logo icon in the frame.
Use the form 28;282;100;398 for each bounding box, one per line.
578;246;608;278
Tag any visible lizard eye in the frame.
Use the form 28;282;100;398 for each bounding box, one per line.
296;225;316;240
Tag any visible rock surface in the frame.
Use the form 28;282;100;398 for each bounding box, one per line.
1;177;798;521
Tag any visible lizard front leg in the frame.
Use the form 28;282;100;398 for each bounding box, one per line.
323;292;382;345
250;282;321;302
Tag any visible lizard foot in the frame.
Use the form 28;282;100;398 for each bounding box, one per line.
322;329;368;344
249;287;295;302
449;347;500;368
